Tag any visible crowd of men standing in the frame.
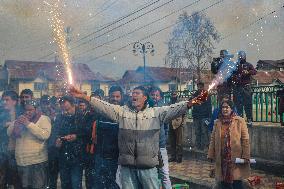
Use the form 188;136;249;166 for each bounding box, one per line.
1;50;283;189
0;84;199;189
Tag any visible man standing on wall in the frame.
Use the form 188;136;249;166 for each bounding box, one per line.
232;51;257;124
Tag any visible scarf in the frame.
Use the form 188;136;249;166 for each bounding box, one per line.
220;113;236;183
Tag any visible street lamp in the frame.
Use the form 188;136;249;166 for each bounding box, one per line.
133;42;155;82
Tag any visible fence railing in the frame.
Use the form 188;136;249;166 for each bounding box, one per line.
163;85;284;123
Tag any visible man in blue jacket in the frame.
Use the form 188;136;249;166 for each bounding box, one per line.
93;86;124;189
0;90;22;189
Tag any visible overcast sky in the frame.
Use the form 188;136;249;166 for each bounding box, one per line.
0;0;283;78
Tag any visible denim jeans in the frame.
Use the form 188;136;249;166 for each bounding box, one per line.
83;153;96;189
93;154;119;189
59;162;83;189
0;154;8;189
48;158;59;189
116;165;122;188
121;166;159;189
159;148;172;189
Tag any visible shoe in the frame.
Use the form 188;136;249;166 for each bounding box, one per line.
168;157;176;162
176;157;182;163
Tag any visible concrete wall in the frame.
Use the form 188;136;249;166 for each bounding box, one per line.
248;125;284;162
184;120;284;162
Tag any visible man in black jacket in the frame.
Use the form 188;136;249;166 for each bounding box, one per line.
55;96;87;189
211;50;234;104
192;82;212;151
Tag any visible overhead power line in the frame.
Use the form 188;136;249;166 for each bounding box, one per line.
73;0;203;57
70;0;175;50
75;0;161;43
85;0;225;62
86;2;284;63
38;0;171;60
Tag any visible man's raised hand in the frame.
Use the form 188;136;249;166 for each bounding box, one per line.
68;85;90;101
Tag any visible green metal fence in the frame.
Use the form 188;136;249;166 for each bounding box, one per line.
163;85;284;124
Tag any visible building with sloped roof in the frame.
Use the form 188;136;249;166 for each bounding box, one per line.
1;60;114;98
117;66;213;92
252;71;284;86
256;59;284;71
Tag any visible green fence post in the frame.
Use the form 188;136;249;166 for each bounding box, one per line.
265;93;269;122
276;96;279;122
260;92;263;122
271;92;274;122
255;93;259;122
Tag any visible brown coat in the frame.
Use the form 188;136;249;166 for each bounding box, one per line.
207;116;250;181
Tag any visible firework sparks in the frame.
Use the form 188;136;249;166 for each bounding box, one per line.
44;0;73;85
208;55;239;92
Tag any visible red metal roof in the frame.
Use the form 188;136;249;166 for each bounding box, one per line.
253;71;284;84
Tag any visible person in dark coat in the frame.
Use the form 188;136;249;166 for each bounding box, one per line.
232;51;257;123
78;99;96;189
192;82;212;151
211;50;234;104
0;90;22;189
54;96;87;189
93;86;123;189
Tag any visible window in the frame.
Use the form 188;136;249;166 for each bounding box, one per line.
34;82;48;91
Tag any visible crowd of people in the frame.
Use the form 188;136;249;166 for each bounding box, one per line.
0;84;201;189
0;50;283;189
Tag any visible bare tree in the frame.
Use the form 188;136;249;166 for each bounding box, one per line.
166;11;220;81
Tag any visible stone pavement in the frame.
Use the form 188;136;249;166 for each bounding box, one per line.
169;159;284;189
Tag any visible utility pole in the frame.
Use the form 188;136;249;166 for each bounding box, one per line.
133;42;155;83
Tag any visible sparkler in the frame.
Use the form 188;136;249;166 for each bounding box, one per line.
44;0;73;85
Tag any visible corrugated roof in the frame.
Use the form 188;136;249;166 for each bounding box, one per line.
4;60;114;82
253;71;284;84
